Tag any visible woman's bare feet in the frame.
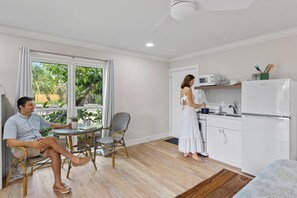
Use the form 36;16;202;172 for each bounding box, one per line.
184;153;191;157
192;153;204;163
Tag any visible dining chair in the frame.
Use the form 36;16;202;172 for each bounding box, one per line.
5;146;50;197
96;112;131;168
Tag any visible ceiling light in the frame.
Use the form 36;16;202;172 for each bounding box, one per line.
146;42;154;48
171;0;196;20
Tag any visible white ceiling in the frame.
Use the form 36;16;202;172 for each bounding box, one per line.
0;0;297;59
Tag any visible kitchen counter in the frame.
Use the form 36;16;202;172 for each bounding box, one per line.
198;112;242;120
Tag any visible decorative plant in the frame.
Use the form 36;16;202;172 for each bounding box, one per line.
69;116;79;129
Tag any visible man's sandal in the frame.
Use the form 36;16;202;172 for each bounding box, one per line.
53;183;71;194
72;157;91;167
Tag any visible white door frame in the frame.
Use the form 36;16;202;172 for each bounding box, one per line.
169;65;199;137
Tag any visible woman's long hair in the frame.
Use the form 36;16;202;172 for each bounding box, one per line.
181;74;195;89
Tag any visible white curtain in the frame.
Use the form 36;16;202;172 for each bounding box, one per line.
102;59;114;137
7;46;32;182
15;46;32;111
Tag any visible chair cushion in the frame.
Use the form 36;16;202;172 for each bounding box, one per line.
97;136;122;144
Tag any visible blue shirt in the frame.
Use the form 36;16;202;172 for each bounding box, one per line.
3;112;51;141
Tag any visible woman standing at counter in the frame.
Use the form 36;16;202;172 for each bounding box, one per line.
179;74;205;162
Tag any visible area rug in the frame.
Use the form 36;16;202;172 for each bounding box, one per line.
164;137;178;145
176;169;252;198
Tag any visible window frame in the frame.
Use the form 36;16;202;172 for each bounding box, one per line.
31;53;106;123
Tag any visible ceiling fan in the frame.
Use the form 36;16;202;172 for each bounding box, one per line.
151;0;254;32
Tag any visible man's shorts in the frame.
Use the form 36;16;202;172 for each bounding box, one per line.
12;143;48;159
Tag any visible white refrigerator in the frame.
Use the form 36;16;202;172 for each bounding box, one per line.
241;79;297;176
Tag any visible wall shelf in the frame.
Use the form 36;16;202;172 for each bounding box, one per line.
194;83;241;90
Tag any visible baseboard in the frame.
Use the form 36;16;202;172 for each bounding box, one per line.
125;132;170;147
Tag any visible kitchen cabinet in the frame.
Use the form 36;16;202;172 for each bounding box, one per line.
207;115;242;168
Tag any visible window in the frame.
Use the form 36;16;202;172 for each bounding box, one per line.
75;64;103;127
32;55;104;127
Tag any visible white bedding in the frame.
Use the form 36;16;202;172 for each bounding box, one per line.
234;160;297;198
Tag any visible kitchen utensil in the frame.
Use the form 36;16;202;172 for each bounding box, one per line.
263;64;269;73
267;64;274;73
255;65;262;73
201;108;209;114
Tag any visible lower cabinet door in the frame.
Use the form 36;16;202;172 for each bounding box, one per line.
224;129;241;167
207;126;225;162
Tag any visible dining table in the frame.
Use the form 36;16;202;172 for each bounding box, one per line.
52;127;102;178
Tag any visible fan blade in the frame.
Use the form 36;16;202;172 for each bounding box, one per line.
196;0;253;11
151;13;172;33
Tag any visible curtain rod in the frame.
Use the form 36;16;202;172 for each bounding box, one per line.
30;49;108;62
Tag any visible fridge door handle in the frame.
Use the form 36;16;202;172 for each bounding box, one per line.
242;113;290;119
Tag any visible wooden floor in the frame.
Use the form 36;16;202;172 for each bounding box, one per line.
1;139;253;198
176;169;252;198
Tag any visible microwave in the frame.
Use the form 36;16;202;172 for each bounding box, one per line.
197;74;222;86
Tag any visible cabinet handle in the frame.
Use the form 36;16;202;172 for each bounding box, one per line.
222;130;228;144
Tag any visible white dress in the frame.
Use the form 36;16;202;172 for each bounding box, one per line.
178;95;203;153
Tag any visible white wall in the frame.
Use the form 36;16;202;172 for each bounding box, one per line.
170;34;297;106
0;33;170;143
170;34;297;80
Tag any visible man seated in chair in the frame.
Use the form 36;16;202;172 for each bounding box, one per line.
3;96;91;194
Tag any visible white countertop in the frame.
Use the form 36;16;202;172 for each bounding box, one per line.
198;112;242;120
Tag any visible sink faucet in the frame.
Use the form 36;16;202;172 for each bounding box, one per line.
229;100;239;114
